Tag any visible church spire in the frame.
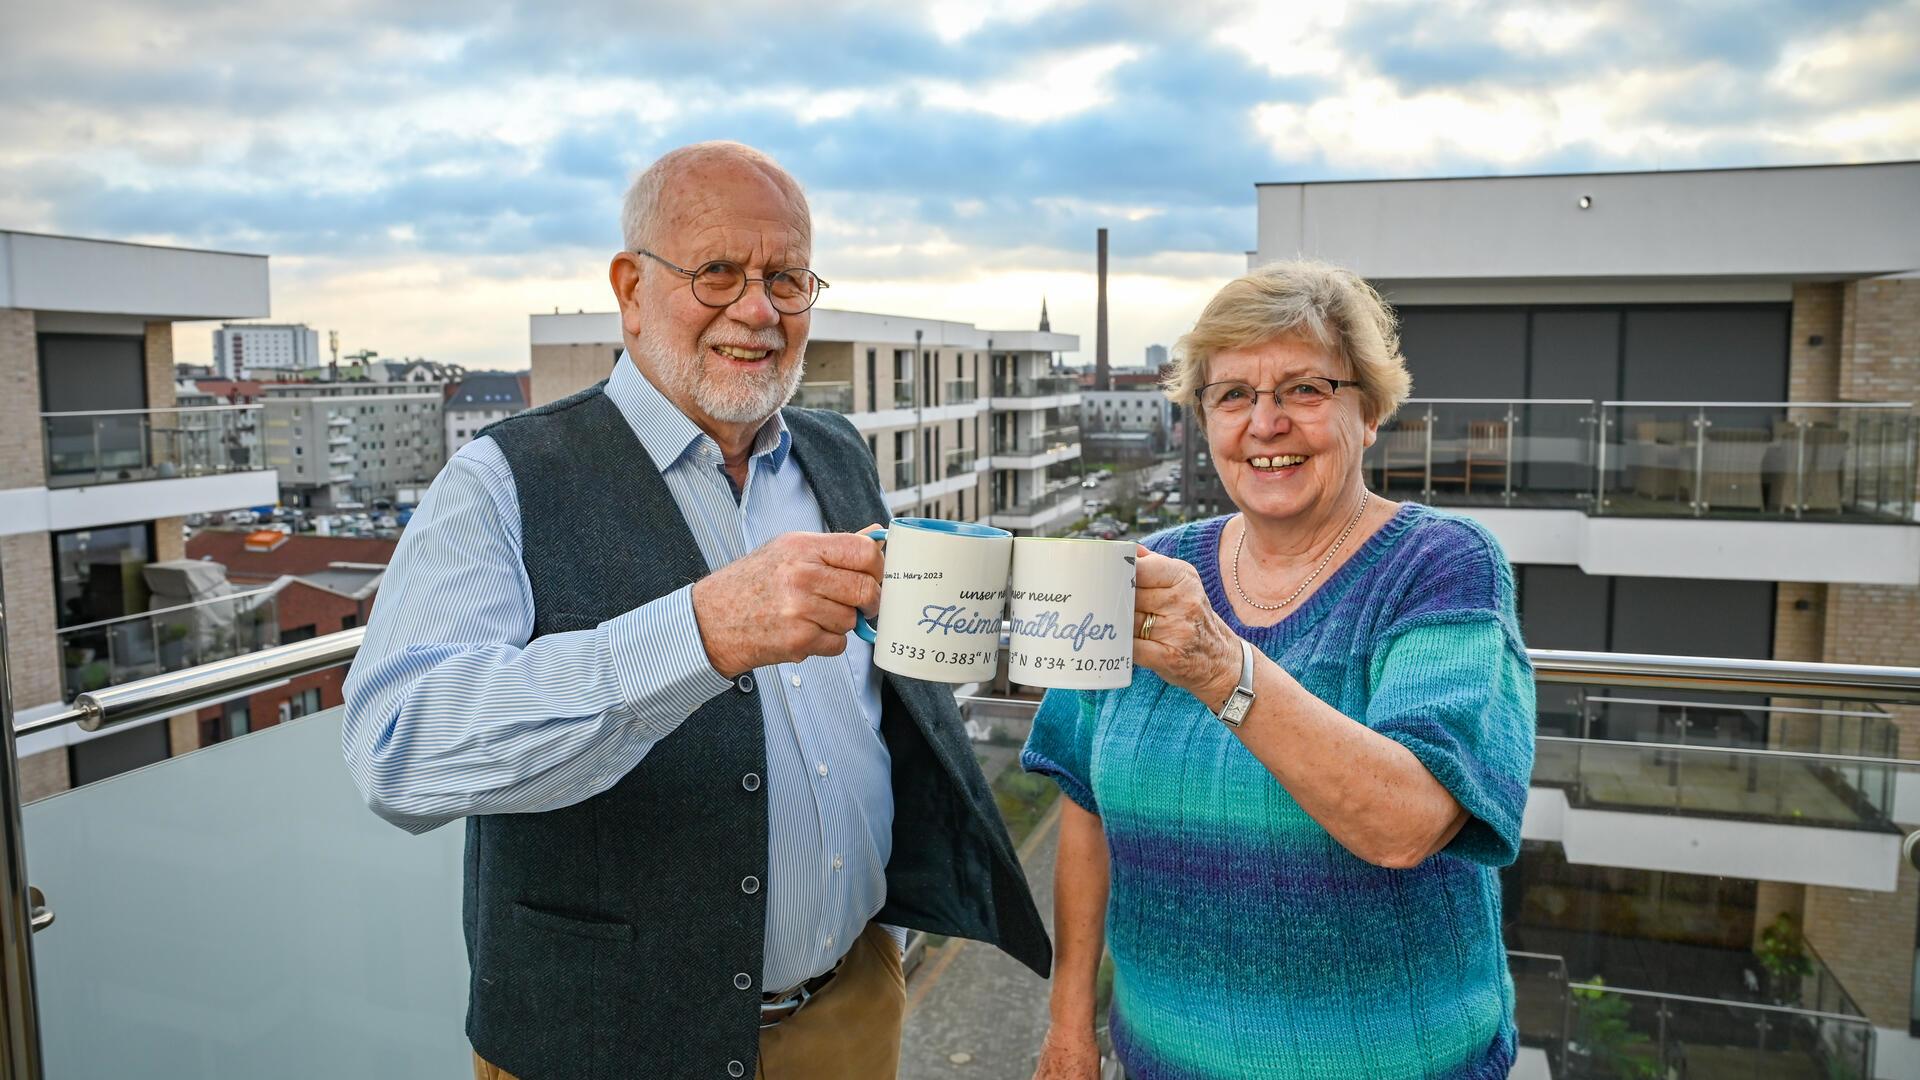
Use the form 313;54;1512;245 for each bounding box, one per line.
1038;296;1051;332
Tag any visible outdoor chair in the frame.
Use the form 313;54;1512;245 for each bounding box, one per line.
1768;424;1849;514
1375;416;1431;492
1692;427;1769;512
1464;418;1511;493
1626;419;1686;501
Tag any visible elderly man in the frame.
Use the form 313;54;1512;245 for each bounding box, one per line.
342;141;1049;1080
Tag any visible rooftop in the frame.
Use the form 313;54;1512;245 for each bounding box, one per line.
186;530;398;586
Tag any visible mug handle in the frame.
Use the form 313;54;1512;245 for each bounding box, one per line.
853;527;887;643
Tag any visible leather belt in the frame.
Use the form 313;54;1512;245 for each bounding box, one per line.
758;962;841;1028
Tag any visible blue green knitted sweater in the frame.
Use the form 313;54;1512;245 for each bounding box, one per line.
1023;504;1535;1079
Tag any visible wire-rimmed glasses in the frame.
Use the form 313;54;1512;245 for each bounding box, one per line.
1198;376;1358;417
635;250;828;315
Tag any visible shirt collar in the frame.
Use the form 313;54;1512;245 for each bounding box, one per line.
606;351;792;475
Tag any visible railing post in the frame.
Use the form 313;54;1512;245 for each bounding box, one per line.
89;418;103;485
1594;407;1610;511
1655;1001;1669;1069
1691;407;1709;517
0;562;51;1080
1792;419;1808;520
1502;405;1516;505
1421;404;1434;502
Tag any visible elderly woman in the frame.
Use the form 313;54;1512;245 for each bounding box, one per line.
1025;261;1534;1080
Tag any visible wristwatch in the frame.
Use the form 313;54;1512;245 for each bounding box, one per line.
1216;639;1256;728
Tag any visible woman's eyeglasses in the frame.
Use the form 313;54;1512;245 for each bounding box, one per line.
1198;376;1357;416
635;250;828;315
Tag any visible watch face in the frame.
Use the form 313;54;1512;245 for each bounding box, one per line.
1220;689;1253;727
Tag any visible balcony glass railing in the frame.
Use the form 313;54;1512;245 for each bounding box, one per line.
994;427;1082;457
992;375;1081;397
993;486;1080;520
1364;398;1917;522
41;405;266;488
56;589;281;700
945;447;978;477
791;381;853;412
11;642;1916;1078
892;380;916;409
893;458;916;488
945;378;978;405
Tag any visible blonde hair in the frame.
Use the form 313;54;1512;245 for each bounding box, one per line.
1163;260;1411;423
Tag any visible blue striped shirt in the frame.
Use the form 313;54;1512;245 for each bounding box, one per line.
342;354;893;991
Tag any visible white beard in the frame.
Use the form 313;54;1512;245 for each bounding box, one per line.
637;318;807;425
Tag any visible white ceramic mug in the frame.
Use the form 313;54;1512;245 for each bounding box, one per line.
853;518;1013;684
1006;536;1137;690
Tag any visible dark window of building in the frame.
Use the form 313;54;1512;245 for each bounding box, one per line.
38;334;148;483
69;719;169;786
286;687;323;720
52;523;153;629
341;613;359;630
282;624;318;644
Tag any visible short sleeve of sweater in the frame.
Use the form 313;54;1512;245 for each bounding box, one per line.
1022;688;1102;814
1364;517;1536;867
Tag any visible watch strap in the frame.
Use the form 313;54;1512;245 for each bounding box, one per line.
1217;638;1256;727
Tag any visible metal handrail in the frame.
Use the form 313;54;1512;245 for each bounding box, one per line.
1564;980;1873;1024
17;633;1920;741
52;585;281;636
1600;400;1912;409
1536;734;1917;769
1529;649;1920;703
37;403;261;418
1579;694;1890;719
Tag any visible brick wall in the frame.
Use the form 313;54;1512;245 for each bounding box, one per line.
1808;274;1920;1032
154;516;185;563
1788;283;1843;413
531;343;619;407
1;308;44;489
144;321;175;411
2;532;62;710
16;747;71;803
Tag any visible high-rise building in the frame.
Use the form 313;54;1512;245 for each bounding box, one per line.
212;322;320;379
0;229;280;798
1222;161;1920;1075
1145;343;1168;368
529;308;1081;534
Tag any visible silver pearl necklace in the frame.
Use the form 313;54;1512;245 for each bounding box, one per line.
1231;491;1370;612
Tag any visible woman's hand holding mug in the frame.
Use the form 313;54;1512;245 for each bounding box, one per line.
1131;546;1244;709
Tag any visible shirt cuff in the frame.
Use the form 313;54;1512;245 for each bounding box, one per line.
603;585;735;740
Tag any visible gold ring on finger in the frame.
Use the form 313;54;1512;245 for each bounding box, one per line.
1139;612;1156;641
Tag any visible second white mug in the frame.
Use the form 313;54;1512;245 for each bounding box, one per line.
1006;536;1137;690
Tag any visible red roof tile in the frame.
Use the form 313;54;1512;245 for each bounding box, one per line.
186;530;399;584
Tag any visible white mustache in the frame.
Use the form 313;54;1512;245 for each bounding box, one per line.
702;328;786;352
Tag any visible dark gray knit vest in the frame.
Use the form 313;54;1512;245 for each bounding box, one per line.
466;381;1050;1080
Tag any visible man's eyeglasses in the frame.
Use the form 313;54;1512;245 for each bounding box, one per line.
634;250;828;315
1197;376;1358;415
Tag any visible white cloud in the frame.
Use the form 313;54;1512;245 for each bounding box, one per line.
917;43;1141;123
926;0;1087;43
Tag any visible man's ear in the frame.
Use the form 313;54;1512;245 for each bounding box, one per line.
610;253;645;336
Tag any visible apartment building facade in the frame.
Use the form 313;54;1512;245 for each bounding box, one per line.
0;230;280;800
1235;161;1920;1076
445;371;530;456
529;308;1082;533
262;380;449;509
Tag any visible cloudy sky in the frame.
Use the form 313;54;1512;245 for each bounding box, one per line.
4;0;1917;373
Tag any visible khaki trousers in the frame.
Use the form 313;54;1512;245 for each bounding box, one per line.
472;920;905;1080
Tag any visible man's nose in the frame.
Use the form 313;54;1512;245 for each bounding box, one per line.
725;282;780;328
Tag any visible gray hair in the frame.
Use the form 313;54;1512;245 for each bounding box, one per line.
1163;259;1412;424
620;141;811;253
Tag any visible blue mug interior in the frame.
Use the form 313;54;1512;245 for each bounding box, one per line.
886;517;1012;539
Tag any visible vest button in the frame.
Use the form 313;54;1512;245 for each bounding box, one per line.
741;875;760;895
727;1062;746;1078
741;772;761;792
733;972;752;991
735;674;755;694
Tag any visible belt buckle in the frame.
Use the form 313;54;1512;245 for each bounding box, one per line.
758;982;815;1029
